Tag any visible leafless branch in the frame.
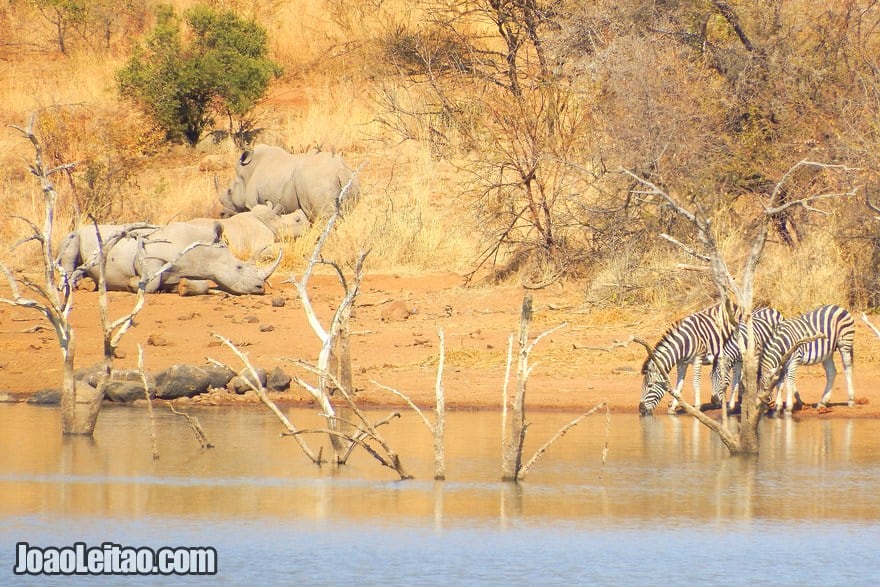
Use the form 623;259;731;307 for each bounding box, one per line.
867;194;880;217
518;402;608;479
167;402;213;449
572;334;637;352
138;344;160;460
290;359;412;479
862;313;880;339
660;233;713;263
213;334;322;464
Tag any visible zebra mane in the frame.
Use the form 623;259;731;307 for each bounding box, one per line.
640;302;731;373
640;318;687;373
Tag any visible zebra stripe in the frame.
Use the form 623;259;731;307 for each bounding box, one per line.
711;306;783;410
759;304;855;413
639;302;737;415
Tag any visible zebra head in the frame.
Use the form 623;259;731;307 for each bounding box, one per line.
758;359;784;394
635;338;667;415
639;359;669;415
710;354;733;400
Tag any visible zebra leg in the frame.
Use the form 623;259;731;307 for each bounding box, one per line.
817;357;837;408
840;346;856;407
668;363;688;414
729;360;743;411
783;362;800;415
692;357;703;409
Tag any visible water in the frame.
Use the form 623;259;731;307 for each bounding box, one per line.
0;403;878;584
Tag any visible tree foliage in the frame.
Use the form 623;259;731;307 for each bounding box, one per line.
369;0;880;299
116;4;281;146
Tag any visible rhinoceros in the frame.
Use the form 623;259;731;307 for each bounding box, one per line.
220;144;360;219
56;221;280;295
186;204;309;257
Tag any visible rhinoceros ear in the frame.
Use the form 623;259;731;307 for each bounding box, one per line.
211;221;225;244
239;150;254;166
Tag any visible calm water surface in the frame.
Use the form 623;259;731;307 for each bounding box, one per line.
0;403;878;585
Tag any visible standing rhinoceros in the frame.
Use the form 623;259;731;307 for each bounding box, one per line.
220;144;360;219
185;204;309;258
56;221;280;295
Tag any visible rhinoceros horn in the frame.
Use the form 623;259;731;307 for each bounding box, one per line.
260;249;283;280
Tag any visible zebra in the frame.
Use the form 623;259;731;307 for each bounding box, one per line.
759;304;855;414
710;306;784;410
638;302;738;416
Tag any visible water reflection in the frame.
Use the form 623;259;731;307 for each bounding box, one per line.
1;403;878;527
1;404;879;583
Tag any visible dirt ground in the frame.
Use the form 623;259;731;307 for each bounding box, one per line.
1;272;878;418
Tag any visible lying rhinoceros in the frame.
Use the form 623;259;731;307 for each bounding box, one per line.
56;221;280;295
185;204;308;258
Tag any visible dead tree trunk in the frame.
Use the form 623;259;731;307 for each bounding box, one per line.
500;294;569;481
287;165;366;462
501;295;533;481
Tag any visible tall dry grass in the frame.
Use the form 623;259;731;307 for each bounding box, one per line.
0;0;476;277
0;0;862;312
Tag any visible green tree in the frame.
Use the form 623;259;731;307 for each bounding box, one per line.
116;4;281;146
31;0;87;54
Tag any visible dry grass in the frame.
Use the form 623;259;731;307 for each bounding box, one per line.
0;1;861;311
0;0;478;279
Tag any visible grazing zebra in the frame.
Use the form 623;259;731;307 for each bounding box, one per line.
759;304;855;414
710;306;784;410
639;302;738;416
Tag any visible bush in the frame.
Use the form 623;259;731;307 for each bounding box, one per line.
116;4;281;146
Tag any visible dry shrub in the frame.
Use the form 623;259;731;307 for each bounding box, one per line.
585;246;685;308
278;183;475;276
759;230;849;315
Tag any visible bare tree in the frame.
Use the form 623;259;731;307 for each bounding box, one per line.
0;115;204;435
626;160;858;455
371;328;448;480
285;164;366;461
291;360;412;480
500;293;606;481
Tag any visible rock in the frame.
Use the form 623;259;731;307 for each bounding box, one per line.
229;367;268;394
267;367;291;391
259;324;275;332
203;363;235;389
76;278;97;292
74;364;104;386
155;364;212;399
28;388;61;405
106;370;156;402
104;381;149;403
381;300;411;322
147;332;171;347
271;296;286;308
76;367;156;400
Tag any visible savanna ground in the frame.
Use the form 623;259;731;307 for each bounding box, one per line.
2;271;879;418
2;2;880;420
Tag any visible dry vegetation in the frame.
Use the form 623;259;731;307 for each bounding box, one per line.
1;0;879;313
